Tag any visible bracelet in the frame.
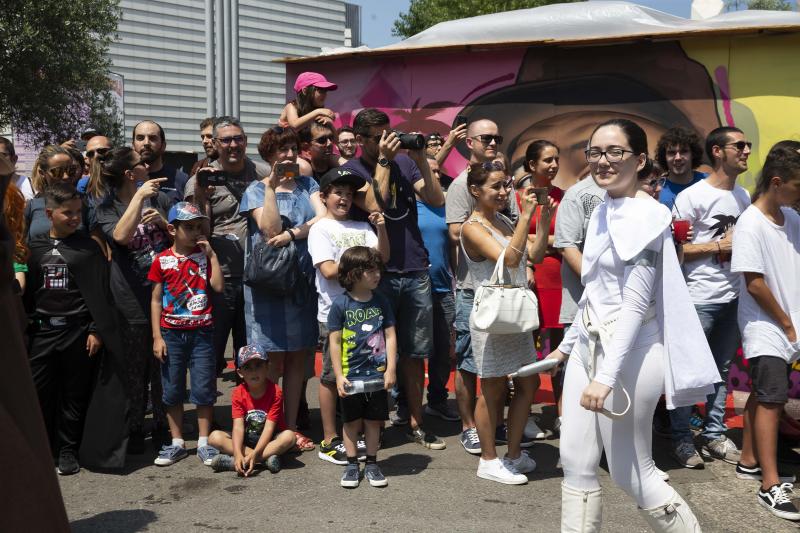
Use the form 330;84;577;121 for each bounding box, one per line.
286;229;296;241
509;244;525;255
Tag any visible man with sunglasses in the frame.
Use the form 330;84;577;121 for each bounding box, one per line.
668;126;752;470
185;116;268;375
132;120;189;204
655;127;708;211
76;136;113;195
444;119;522;454
298;123;338;182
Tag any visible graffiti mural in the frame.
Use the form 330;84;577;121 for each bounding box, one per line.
287;32;800;396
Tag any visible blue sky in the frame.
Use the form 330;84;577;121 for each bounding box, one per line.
347;0;796;47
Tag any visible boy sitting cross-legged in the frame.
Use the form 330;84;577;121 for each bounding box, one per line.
208;345;297;475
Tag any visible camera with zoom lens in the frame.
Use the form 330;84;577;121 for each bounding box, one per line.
392;130;425;150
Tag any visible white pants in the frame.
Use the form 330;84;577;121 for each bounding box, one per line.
560;319;673;509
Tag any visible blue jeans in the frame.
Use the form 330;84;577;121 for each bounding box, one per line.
454;289;477;374
160;327;216;407
377;271;434;358
669;300;740;444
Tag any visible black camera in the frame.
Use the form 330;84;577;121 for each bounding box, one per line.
393;131;425;150
196;168;227;187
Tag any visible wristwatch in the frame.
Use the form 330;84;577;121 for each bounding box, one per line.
377;157;390;168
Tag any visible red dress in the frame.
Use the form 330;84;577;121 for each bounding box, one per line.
516;187;564;329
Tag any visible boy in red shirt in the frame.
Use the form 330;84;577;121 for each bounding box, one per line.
209;345;297;475
149;202;223;466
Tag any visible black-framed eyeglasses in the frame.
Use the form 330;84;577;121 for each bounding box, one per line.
724;141;752;152
215;135;245;145
86;147;111;158
471;134;503;145
312;134;334;145
338;139;356;145
426;141;443;148
585;147;635;163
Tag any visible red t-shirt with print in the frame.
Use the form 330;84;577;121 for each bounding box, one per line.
147;247;214;329
231;380;287;435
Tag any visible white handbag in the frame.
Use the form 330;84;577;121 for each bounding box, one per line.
471;248;539;334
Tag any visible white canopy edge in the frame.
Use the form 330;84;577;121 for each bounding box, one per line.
284;1;800;62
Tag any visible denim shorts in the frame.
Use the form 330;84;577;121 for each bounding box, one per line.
377;271;433;359
454;289;477;373
749;355;791;404
160;327;216;407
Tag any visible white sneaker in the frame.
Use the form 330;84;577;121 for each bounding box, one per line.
477;457;528;485
504;452;537;474
656;467;669;482
523;415;547;440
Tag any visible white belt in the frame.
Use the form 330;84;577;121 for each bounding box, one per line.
581;304;657;420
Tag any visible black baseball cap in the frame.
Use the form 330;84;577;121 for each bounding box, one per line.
319;167;366;191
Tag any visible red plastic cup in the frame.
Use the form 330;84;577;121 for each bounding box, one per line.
673;219;690;243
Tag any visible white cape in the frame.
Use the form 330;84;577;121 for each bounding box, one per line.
582;194;720;409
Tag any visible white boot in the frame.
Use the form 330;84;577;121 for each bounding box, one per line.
638;490;702;532
561;481;602;532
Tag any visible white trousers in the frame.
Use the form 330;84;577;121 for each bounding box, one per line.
560;319;673;509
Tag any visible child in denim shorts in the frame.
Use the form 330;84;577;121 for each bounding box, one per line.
149;202;223;466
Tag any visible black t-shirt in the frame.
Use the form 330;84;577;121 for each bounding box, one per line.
148;165;189;204
95;192;172;324
32;235;89;318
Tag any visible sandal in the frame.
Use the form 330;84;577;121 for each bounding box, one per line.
294;431;315;452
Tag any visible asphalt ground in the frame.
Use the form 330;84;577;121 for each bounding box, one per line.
60;367;800;533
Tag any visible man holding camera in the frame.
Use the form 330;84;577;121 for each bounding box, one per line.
184;116;269;374
344;108;447;451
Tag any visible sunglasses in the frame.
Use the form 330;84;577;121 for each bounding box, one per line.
46;164;80;177
215;135;245;146
86;147;111;158
471;134;503;145
645;177;666;189
723;141;753;152
312;134;334;145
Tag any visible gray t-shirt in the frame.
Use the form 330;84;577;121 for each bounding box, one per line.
445;167;520;291
553;175;604;324
185;157;270;278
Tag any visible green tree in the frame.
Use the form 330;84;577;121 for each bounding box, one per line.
0;0;123;147
392;0;580;39
726;0;793;10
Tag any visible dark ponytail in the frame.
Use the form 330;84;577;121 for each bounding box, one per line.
100;147;137;190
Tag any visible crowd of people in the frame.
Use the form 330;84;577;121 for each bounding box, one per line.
4;69;800;530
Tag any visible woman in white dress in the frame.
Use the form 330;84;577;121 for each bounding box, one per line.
460;161;553;485
547;119;719;532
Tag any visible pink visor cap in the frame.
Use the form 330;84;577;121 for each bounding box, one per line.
294;72;338;92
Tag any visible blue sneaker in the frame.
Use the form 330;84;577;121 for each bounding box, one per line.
460;428;481;455
266;455;282;473
197;445;219;466
364;463;387;487
341;463;360;488
494;424;535;448
210;454;236;472
154;444;188;466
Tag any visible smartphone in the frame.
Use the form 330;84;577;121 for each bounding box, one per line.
197;168;227;187
454;115;468;128
75;139;87;152
275;162;300;179
532;187;549;205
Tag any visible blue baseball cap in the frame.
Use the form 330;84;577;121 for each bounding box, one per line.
167;201;208;224
237;344;268;367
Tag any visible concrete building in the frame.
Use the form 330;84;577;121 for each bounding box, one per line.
107;0;358;160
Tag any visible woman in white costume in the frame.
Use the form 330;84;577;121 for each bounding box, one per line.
547;119;720;532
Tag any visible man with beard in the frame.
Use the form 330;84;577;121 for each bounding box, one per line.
669;126;752;470
336;125;357;161
184;116;268;375
191;117;219;177
132;120;189;203
298;123;338;182
656;127;707;211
